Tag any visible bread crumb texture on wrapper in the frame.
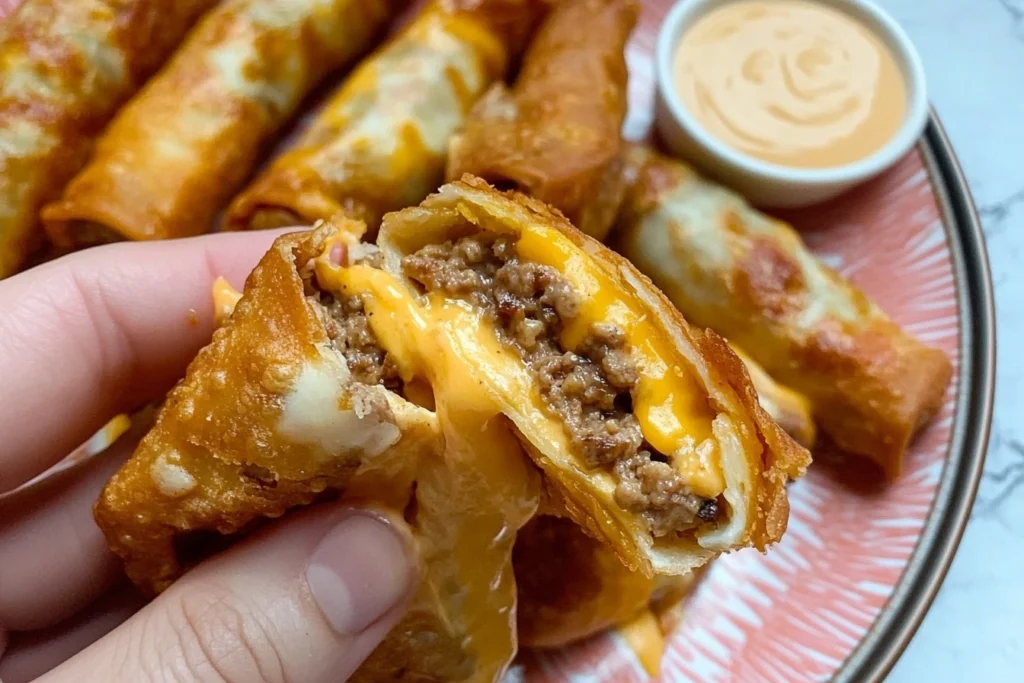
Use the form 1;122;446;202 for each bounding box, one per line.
95;177;809;681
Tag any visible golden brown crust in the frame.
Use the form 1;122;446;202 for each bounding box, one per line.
226;0;546;235
0;0;212;276
42;0;392;247
445;0;637;239
93;226;410;593
614;146;953;480
729;343;816;449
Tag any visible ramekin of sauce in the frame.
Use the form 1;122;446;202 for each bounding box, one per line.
655;0;928;207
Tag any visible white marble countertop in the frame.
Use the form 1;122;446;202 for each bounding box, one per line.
880;0;1024;680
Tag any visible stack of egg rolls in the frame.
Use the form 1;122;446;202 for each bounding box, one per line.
0;0;213;277
227;0;547;235
43;0;395;247
446;0;637;240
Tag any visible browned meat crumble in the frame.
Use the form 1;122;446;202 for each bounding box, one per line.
402;233;720;535
321;294;402;391
302;243;402;392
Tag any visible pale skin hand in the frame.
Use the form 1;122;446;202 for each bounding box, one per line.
0;233;413;683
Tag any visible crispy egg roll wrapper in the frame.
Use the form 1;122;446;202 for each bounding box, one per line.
378;177;810;577
445;0;636;240
613;147;953;479
515;515;656;648
227;0;546;234
0;0;213;277
516;513;701;676
96;223;540;681
730;343;816;449
43;0;392;247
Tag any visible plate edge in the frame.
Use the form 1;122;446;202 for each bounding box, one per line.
831;111;997;683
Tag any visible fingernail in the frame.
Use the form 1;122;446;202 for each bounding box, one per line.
306;513;413;635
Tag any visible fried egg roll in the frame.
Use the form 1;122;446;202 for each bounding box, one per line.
614;147;953;479
43;0;392;247
445;0;637;240
731;343;816;449
515;514;656;649
0;0;212;277
226;0;543;235
379;177;810;576
96;222;540;682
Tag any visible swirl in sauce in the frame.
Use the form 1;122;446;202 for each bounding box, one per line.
673;0;907;168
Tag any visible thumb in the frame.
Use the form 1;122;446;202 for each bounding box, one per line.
37;505;415;683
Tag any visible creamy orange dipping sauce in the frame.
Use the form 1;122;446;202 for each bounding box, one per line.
673;0;907;168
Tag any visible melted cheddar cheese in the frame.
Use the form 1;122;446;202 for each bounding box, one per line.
211;276;243;326
315;221;725;503
617;609;665;677
314;257;538;679
516;227;724;497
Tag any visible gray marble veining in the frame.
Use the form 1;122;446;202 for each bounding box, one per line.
881;0;1024;680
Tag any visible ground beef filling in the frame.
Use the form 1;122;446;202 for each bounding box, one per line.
402;234;719;535
304;245;402;391
320;294;402;391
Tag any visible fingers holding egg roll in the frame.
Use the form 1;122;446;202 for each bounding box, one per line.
95;221;541;681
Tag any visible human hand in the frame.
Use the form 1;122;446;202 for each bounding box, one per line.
0;233;414;683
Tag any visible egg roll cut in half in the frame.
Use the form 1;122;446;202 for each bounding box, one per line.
0;0;213;277
379;176;811;576
445;0;637;240
613;147;953;480
95;222;541;683
226;0;546;235
43;0;394;248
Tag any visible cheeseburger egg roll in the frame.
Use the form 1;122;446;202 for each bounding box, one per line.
0;0;212;277
379;177;810;576
445;0;637;240
226;0;545;234
613;147;953;479
731;343;816;449
43;0;393;247
96;222;540;682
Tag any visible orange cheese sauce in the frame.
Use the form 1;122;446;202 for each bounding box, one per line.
673;0;907;168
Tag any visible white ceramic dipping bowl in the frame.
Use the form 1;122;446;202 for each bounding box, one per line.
654;0;929;208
